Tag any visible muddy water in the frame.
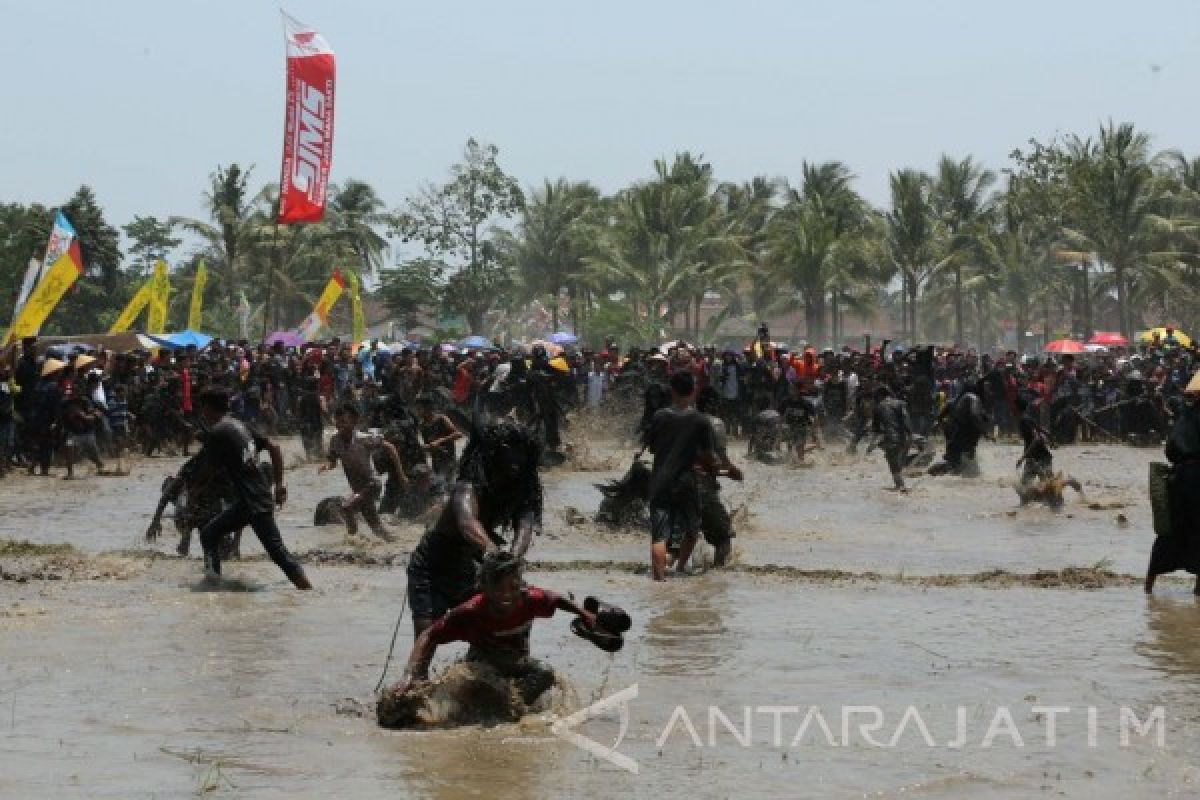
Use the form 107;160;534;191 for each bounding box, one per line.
1;434;1197;797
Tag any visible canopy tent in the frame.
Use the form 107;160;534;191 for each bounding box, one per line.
146;329;213;350
33;332;156;356
1043;338;1087;355
265;330;306;348
458;335;497;350
1087;331;1128;347
1139;327;1192;348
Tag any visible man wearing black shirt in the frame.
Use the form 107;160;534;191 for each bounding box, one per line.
641;371;719;580
195;388;312;589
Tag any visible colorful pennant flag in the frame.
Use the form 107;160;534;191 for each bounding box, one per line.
2;241;84;345
188;261;208;330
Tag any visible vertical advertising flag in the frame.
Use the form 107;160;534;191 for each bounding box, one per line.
109;281;154;334
349;271;366;345
296;269;345;341
278;12;335;224
147;260;170;334
188;261;208;330
11;210;77;322
2;241;84;345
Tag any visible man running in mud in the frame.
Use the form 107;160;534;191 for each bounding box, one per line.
1015;395;1054;485
870;385;913;491
642;371;719;580
193;388;312;589
415;394;463;480
929;380;992;477
388;551;597;710
320;403;406;541
406;419;542;638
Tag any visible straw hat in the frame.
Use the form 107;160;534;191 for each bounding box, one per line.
41;358;66;377
1186;371;1200;394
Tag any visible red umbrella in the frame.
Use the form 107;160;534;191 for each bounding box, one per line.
1043;338;1087;354
1088;331;1129;346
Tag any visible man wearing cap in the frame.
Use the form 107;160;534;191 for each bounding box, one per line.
1145;371;1200;594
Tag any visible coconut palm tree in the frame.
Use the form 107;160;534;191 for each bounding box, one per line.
586;154;738;339
327;180;389;279
933;155;996;346
171;163;257;308
768;162;867;345
1060;122;1168;336
885;169;945;341
504;179;603;332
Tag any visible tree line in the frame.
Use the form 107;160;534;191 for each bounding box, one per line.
3;121;1198;348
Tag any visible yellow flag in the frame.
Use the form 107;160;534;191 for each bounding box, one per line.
349;271;366;345
297;270;346;341
188;261;208;330
2;242;84;345
147;260;170;334
109;281;154;333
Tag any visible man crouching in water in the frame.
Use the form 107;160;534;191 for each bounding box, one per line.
643;371;729;580
194;388;312;589
406;419;543;639
390;551;596;707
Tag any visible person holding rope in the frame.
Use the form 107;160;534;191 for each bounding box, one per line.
387;551;598;708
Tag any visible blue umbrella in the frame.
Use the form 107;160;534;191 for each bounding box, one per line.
147;329;213;349
459;335;495;350
548;331;578;346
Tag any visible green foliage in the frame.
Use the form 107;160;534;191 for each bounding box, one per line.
62;186;123;292
388;138;524;333
122;215;181;276
8;120;1200;348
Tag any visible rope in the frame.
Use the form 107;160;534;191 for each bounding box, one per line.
374;591;408;694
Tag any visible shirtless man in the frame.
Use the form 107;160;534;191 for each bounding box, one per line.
405;419;543;638
320;403;406;540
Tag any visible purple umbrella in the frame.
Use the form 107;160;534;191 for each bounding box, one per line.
265;330;305;348
549;331;578;346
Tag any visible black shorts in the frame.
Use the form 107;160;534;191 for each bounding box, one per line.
650;502;701;547
406;560;477;621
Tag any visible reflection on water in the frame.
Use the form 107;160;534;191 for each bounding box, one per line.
642;577;739;675
1138;596;1200;682
385;725;564;800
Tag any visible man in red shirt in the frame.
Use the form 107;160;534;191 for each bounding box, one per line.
391;551;597;706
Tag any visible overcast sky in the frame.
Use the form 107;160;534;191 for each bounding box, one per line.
4;0;1200;241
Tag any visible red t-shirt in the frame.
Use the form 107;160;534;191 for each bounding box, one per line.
428;586;560;654
452;364;473;404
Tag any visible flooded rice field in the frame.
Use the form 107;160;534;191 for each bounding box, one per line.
2;433;1198;798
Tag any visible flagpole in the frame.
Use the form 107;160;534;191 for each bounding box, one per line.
263;219;280;342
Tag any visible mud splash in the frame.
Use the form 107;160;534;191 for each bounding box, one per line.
376;661;569;729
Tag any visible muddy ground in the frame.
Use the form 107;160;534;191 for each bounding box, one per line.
1;426;1198;798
